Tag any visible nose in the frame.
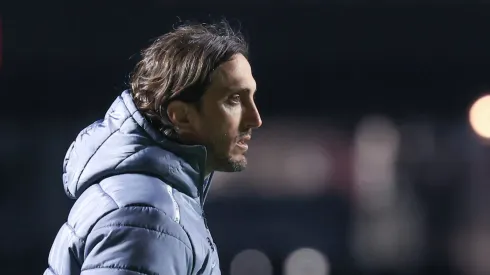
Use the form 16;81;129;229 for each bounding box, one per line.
245;102;262;129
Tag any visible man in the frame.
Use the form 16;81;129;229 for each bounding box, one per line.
44;20;262;275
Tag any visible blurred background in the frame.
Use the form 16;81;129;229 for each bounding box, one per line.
2;1;490;275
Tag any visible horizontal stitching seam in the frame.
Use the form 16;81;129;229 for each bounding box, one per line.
93;223;191;251
81;266;154;275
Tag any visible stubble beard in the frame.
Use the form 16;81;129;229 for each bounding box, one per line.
205;136;247;173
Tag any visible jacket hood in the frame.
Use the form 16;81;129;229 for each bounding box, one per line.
62;90;211;201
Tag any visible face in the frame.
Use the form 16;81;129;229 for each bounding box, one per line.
189;54;262;173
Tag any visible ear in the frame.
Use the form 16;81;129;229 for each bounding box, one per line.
166;101;195;134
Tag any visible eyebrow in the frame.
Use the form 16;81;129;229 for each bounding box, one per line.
236;87;257;94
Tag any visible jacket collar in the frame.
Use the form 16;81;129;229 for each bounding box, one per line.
121;90;214;205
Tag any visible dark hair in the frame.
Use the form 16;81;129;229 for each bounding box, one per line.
130;20;248;137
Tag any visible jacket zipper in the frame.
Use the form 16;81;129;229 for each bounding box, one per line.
202;210;209;229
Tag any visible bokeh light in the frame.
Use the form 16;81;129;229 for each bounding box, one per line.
469;94;490;139
284;248;330;275
230;249;272;275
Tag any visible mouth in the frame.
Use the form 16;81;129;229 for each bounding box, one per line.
236;135;251;150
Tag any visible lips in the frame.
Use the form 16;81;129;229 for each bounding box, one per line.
238;135;251;143
236;135;251;150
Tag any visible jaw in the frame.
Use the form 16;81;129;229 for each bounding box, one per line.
208;151;248;173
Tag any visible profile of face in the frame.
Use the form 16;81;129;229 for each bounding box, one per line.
168;54;262;173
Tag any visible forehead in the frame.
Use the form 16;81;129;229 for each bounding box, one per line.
210;54;256;93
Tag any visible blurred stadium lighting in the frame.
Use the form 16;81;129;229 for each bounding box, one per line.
351;115;424;271
284;248;330;275
469;94;490;139
353;115;400;212
283;141;333;193
452;224;490;275
230;249;273;275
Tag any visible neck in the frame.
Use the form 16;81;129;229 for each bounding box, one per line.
170;132;214;175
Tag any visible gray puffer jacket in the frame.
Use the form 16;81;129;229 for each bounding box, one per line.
44;90;220;275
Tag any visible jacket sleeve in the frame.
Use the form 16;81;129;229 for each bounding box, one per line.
80;206;194;275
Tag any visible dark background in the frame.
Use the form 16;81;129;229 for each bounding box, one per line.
2;1;490;275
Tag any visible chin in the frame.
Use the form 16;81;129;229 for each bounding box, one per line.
215;154;247;172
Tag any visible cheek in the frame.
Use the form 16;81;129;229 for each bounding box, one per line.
213;118;240;148
197;115;225;145
222;108;242;139
202;105;242;145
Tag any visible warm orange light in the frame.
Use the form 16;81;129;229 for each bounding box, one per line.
469;95;490;139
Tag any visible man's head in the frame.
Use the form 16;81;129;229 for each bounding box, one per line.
130;21;262;174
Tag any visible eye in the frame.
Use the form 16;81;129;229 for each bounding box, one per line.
228;94;241;104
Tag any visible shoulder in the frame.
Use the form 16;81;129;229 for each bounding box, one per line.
81;199;193;275
98;173;179;217
68;173;188;247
